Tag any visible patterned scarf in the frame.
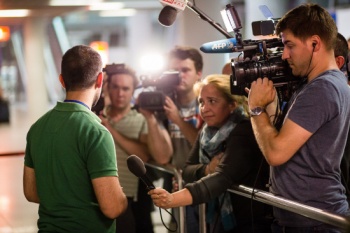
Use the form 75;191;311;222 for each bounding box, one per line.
199;107;246;231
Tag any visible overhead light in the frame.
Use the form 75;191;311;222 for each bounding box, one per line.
0;10;30;17
99;9;137;17
139;52;165;74
49;0;102;6
89;2;125;11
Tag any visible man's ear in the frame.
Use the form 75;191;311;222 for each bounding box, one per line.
59;74;66;89
335;56;345;70
96;72;103;88
197;71;202;81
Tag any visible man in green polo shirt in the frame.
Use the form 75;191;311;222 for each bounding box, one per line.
23;45;127;233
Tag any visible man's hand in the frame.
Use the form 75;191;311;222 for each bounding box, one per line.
163;96;181;124
247;77;276;109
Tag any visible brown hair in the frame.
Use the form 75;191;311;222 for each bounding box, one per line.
276;3;337;51
61;45;102;91
168;46;203;72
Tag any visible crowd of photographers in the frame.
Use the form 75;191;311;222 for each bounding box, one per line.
23;2;350;233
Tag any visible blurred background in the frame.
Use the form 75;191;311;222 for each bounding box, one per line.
0;0;349;232
0;0;349;124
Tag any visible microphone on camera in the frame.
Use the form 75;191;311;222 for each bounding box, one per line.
158;0;187;26
127;154;155;191
200;38;238;53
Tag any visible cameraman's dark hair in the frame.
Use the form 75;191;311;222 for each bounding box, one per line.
168;46;203;72
61;45;102;91
276;3;337;51
104;63;139;89
335;33;349;69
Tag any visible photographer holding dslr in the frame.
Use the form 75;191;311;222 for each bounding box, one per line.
247;3;350;232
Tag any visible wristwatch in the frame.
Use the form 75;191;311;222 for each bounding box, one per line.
249;106;265;116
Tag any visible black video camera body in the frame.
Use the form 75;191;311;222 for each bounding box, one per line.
229;38;297;96
137;71;180;111
218;4;301;98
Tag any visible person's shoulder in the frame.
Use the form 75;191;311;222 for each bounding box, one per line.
230;118;253;136
28;108;55;131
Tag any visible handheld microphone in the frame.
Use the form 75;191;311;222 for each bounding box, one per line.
158;0;187;27
127;154;155;191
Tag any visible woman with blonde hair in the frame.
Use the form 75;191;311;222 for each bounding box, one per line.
149;74;272;233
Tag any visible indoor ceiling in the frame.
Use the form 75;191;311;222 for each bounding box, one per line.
0;0;161;25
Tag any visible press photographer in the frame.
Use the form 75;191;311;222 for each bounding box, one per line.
97;62;172;233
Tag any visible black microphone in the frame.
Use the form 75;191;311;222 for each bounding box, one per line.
127;154;155;191
158;0;187;27
158;6;178;27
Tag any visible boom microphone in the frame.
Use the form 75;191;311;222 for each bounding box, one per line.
158;0;187;26
127;155;155;191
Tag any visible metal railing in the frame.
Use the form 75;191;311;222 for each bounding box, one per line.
145;162;350;233
229;185;350;231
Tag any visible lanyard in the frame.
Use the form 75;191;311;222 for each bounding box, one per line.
64;99;90;110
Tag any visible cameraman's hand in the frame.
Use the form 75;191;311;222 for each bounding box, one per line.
247;77;276;109
138;107;155;119
164;96;181;124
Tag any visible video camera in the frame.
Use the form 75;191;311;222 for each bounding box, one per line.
101;63;180;112
137;71;181;111
201;4;301;101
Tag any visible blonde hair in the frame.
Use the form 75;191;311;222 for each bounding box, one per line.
193;74;249;116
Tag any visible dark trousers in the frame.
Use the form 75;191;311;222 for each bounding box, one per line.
116;181;154;233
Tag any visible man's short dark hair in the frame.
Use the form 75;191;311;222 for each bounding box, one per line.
168;46;203;72
61;45;102;91
105;63;139;89
276;3;337;51
335;33;349;71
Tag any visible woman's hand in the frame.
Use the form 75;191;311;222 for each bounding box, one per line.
205;152;223;175
148;188;174;209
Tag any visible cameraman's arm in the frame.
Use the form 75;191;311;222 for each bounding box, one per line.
164;96;200;145
139;109;173;165
99;115;151;162
248;78;312;166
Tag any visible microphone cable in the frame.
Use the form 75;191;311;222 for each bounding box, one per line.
158;207;178;232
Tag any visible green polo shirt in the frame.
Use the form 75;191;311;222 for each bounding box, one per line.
25;101;117;233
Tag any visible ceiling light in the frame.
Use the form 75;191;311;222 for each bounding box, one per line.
0;10;30;17
89;2;125;11
99;9;137;17
49;0;102;6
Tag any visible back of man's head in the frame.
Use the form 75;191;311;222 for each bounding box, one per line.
168;46;203;72
276;3;337;51
61;45;102;91
335;33;349;71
